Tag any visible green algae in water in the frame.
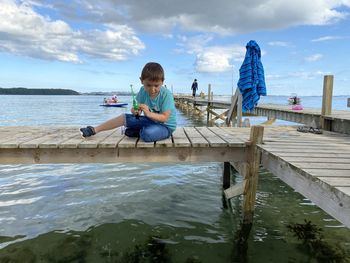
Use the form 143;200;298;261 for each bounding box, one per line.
287;220;349;263
0;220;211;263
120;236;172;263
0;235;25;244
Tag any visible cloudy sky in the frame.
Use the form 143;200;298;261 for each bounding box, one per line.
0;0;349;95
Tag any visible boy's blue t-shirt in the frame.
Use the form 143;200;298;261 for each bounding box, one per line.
136;86;177;132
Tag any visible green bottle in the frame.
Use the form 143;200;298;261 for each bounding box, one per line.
130;85;139;118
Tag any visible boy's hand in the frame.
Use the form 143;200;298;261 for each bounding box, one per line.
139;104;150;116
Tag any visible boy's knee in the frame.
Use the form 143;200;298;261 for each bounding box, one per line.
140;126;169;142
140;130;154;142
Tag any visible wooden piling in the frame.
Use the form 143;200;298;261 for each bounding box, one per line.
242;125;264;225
207;84;212;123
223;162;231;190
321;75;334;130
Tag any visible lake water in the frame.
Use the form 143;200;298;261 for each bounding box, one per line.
0;95;349;262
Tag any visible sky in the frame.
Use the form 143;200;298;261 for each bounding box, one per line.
0;0;350;96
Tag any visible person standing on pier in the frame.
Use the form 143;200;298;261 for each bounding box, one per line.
191;79;198;97
80;62;176;142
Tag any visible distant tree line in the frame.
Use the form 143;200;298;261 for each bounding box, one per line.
0;87;80;95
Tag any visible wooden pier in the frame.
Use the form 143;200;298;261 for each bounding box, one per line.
223;126;350;228
174;76;350;134
175;96;350;134
0;125;349;228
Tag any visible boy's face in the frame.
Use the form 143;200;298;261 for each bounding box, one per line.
141;78;163;98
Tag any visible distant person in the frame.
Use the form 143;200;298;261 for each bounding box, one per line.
191;79;198;97
80;62;176;142
112;95;118;103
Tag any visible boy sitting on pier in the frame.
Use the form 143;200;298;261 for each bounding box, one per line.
80;62;176;142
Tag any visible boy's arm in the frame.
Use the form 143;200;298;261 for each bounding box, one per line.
138;104;170;122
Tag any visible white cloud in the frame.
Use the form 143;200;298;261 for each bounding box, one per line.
0;0;145;62
311;35;345;42
305;54;323;62
39;0;350;34
176;34;246;73
195;46;246;73
268;41;291;47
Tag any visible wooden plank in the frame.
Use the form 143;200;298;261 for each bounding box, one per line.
0;146;246;164
290;162;350;170
278;157;350;164
226;90;238;126
260;146;350;154
208;127;246;147
98;128;124;148
171;128;191;147
273;152;350;158
137;140;155;148
183;127;209;147
265;140;350;146
0;129;49;148
337;187;350;196
224;180;246;199
58;134;85;149
39;128;79;148
303;169;350;177
118;136;138;148
195;127;228;147
262;144;350;150
317;177;350;187
261;152;350;228
155;137;173;148
0;127;30;142
78;130;116;149
265;139;350;145
19;127;78;148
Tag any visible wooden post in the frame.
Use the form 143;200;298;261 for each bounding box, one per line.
226;89;239;127
223;162;231;190
321;75;333;130
207;84;211;102
242;125;264;225
207;84;212;124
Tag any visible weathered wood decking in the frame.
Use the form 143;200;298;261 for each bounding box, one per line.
222;126;350;228
0;126;349;228
174;96;350;134
0;126;247;164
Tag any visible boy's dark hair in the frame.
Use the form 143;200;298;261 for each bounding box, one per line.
141;62;164;81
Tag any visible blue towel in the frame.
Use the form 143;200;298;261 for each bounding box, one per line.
237;40;266;112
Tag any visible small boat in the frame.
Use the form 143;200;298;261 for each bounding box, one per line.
100;103;128;107
100;95;128;107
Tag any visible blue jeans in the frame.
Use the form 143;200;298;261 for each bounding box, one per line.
124;113;172;142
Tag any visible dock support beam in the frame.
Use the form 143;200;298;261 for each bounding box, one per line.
207;84;212;124
321;75;334;130
222;126;264;225
223;162;231;190
242;126;264;224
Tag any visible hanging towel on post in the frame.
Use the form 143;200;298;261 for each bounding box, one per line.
237;40;266;112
